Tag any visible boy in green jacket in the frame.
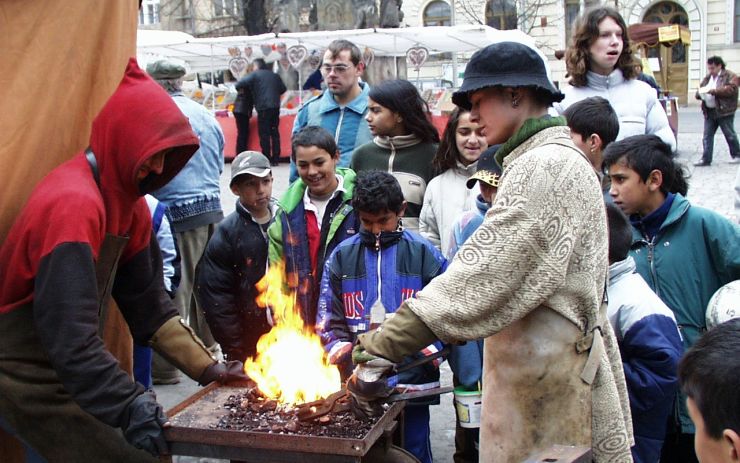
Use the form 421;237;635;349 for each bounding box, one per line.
604;134;740;463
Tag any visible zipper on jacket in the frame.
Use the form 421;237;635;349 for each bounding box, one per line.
387;140;396;172
646;238;660;297
335;108;345;143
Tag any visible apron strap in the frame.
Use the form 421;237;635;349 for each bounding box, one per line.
575;283;609;385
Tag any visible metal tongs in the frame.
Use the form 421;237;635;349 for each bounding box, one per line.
296;346;451;421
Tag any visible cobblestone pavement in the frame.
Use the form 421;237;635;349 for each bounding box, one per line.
156;103;739;462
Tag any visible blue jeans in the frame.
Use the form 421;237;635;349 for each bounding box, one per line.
702;109;740;163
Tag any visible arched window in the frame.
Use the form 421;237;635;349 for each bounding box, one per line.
486;0;517;30
423;0;451;26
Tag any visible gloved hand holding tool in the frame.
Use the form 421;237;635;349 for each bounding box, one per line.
347;343;451;418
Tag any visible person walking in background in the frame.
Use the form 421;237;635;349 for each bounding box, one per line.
635;60;662;97
555;6;676;151
146;59;225;385
241;59;287;166
234;69;255;154
291;40;373;182
317;171;446;463
420;108;488;257
695;56;740;166
196;151;276;363
350;79;440;233
604;202;683;463
603;134;740;463
268;126;360;326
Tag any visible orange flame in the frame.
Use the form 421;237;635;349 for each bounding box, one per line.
243;263;341;404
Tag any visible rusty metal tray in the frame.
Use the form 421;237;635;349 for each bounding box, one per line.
164;383;404;462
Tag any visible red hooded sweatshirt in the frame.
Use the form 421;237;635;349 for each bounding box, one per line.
0;58;199;426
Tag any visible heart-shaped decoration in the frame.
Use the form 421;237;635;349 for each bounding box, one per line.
362;47;375;68
277;42;288;55
228;47;241;57
260;44;273;57
279;58;291;72
406;47;429;71
287;45;308;67
229;57;249;78
244;47;253;61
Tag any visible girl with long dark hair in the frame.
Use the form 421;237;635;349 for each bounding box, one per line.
420;108;487;256
350;79;440;232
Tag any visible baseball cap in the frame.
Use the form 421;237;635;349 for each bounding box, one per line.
230;151;271;185
467;145;502;189
146;59;187;80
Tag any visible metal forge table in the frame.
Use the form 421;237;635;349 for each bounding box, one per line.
163;383;409;463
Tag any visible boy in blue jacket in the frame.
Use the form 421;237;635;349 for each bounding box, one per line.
317;170;447;463
604;134;740;463
605;202;683;463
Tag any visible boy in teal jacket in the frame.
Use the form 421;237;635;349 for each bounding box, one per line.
604;134;740;463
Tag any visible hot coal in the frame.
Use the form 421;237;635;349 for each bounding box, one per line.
214;387;380;439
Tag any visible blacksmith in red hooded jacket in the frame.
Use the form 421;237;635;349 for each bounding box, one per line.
0;59;247;462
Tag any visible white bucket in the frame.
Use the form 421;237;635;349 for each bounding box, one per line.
453;387;482;429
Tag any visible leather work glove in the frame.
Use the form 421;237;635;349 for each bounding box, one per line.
346;347;396;418
121;390;169;457
198;360;250;386
327;341;353;365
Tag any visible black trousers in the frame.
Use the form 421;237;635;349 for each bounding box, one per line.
257;108;281;163
661;432;699;463
234;112;251;154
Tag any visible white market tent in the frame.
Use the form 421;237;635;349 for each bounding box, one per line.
136;25;546;75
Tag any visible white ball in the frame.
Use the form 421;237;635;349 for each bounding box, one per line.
706;280;740;330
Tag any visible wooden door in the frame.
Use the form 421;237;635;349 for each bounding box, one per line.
643;2;690;104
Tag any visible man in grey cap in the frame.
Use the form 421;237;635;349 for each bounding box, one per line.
146;59;226;384
196;151;277;363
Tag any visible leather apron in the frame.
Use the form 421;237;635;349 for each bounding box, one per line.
479;305;605;462
0;151;156;462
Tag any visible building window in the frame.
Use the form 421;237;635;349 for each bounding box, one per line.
734;0;740;41
564;0;580;47
423;0;451;26
486;0;517;30
214;0;241;17
139;0;160;25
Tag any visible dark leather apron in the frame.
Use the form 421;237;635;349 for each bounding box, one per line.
0;150;156;462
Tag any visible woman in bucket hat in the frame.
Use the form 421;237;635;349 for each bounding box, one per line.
555;6;676;151
348;40;634;462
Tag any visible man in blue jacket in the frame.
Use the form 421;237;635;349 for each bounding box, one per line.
604;134;740;463
290;39;373;182
316;170;446;463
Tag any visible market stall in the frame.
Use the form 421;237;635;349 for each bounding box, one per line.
629;22;691;116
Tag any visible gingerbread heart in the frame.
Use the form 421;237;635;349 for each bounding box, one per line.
260;44;273;57
229;57;249;77
287;45;308;67
362;47;375;68
244;46;253;62
406;47;429;71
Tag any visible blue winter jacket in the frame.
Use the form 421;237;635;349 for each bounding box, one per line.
289;83;373;182
629;193;740;433
152;93;224;232
607;256;683;463
446;194;489;389
317;229;447;400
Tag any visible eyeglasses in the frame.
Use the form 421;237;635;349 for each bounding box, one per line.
321;64;352;74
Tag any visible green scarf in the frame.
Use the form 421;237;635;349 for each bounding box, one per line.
495;115;567;167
